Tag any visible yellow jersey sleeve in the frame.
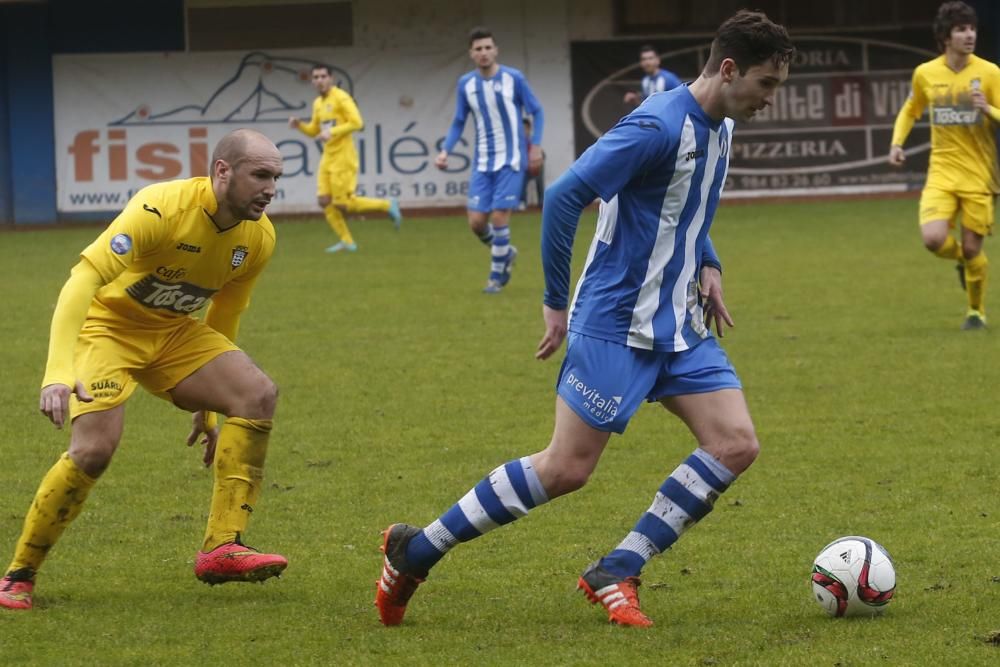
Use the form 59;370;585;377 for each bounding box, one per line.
296;96;322;137
891;66;928;146
328;89;363;139
81;187;171;283
41;259;105;388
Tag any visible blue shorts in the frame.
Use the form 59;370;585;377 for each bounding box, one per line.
556;333;742;434
467;167;525;212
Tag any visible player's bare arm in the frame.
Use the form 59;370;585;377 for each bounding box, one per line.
888;145;906;166
535;305;568;360
699;265;734;337
434;150;449;170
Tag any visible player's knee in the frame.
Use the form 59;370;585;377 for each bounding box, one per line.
67;439;117;478
962;245;980;261
250;377;279;419
317;196;332;208
723;426;760;474
534;452;593;498
921;229;947;252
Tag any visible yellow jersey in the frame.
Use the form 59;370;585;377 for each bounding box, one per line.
892;53;1000;193
297;87;364;164
81;177;276;327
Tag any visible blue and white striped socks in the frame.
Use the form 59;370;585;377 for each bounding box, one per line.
489;225;511;283
599;448;736;578
405;456;548;573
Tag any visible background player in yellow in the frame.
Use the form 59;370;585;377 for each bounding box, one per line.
889;1;1000;330
289;64;403;253
0;129;288;611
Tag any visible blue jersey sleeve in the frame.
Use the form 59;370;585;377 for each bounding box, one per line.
541;170;598;310
517;73;544;144
443;77;470;153
570;113;671;202
702;235;722;272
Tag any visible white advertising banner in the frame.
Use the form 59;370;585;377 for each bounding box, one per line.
53;48;481;213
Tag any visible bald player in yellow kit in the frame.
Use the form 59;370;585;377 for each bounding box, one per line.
890;1;1000;330
290;64;402;253
0;129;288;611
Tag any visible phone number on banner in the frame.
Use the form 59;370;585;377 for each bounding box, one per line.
356;181;470;198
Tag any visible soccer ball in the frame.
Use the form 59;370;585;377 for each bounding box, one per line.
810;535;895;617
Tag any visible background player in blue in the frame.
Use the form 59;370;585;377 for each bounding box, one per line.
623;44;684;107
376;10;794;627
434;27;545;293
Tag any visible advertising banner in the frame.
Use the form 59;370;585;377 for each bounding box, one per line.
53;48;480;213
572;29;954;197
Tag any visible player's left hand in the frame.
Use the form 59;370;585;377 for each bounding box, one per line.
187;410;220;467
528;144;544;174
536;305;568;360
699;266;734;337
318;129;332;142
971;89;988;111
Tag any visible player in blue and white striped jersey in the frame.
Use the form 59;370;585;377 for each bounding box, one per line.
435;27;545;293
376;10;793;628
624;45;683;107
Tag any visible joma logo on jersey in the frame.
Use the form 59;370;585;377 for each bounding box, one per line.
176;242;201;253
125;275;216;313
231;245;249;269
685;149;705;161
933;106;978;125
564;372;622;422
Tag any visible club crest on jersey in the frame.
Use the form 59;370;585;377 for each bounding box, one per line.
110;233;132;255
231;245;249;269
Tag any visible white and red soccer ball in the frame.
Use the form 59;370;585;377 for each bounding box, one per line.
811;535;896;617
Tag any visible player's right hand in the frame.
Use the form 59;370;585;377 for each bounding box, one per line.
287;117;300;129
434;150;449;170
623;91;640;106
887;145;905;167
39;381;93;429
536;305;568;360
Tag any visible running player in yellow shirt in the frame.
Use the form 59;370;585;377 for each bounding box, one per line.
0;129;287;611
889;1;1000;330
290;64;402;253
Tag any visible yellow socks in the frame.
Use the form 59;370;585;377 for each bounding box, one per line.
324;205;354;244
345;196;390;214
933;235;962;260
6;453;96;576
964;251;988;314
202;417;272;552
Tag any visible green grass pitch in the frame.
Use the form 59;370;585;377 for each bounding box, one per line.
1;198;998;664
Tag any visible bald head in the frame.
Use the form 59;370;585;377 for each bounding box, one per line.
211;129;281;176
210;129;283;226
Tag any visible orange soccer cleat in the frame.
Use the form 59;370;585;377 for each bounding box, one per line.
374;523;426;626
0;569;35;611
194;538;287;585
577;561;653;627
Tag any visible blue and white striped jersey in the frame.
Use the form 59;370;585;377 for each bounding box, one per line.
567;86;733;352
642;68;683;99
443;65;544;173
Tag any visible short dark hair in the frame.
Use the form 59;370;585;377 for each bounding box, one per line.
703;10;794;75
311;64;331;75
639;44;658;57
468;26;494;47
933;1;977;52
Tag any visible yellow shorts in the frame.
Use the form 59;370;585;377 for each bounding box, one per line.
70;315;239;419
919;187;995;236
317;154;359;201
